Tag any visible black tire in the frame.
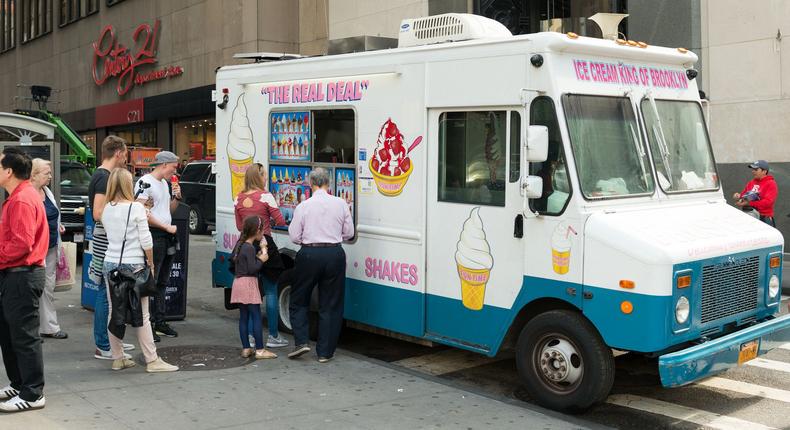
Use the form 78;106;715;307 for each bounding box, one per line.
515;310;614;413
188;205;207;234
274;270;318;339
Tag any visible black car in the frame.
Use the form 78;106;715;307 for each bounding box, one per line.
180;160;216;234
59;160;91;247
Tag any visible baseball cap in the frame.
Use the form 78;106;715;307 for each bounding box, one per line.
747;160;769;171
150;151;179;166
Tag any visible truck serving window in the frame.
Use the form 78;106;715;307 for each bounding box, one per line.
529;97;571;215
562;95;654;199
438;111;507;207
641;99;718;193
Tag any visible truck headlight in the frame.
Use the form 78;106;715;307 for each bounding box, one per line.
675;296;690;324
768;275;780;299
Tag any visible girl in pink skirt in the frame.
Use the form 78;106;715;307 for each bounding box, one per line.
230;216;277;359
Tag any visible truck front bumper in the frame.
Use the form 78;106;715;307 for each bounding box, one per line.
658;313;790;387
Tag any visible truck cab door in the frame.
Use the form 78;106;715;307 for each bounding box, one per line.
521;95;584;309
424;107;526;353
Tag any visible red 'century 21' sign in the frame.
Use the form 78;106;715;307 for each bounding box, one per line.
91;20;184;96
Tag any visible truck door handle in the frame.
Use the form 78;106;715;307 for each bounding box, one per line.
514;214;523;238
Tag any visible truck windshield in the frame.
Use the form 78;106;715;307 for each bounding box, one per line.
562;95;654;199
641;99;719;192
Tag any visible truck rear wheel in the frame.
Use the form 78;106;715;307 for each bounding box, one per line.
515;310;614;413
274;271;318;339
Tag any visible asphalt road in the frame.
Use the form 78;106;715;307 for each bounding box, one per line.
189;234;790;430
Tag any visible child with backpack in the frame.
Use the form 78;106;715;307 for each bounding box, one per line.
230;215;277;359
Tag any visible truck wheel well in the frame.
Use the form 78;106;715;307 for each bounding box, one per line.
498;298;582;355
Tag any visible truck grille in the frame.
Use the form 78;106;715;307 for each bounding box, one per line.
700;256;759;324
60;198;86;225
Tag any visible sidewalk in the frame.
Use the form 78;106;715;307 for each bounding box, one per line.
0;276;596;429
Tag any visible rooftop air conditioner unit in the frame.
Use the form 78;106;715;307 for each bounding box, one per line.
398;13;512;48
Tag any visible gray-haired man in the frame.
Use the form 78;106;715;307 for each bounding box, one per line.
287;168;354;362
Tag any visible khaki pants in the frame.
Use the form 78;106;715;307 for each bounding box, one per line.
39;247;61;335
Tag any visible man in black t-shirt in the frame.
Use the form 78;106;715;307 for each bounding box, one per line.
88;136;132;359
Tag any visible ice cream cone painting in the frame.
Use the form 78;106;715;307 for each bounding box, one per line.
370;118;422;196
455;207;494;310
551;222;577;275
227;93;256;199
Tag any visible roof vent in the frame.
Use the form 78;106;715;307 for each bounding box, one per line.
398;13;511;48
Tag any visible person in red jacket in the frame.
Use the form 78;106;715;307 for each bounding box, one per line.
733;160;778;227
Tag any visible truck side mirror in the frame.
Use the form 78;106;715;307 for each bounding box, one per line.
522;175;543;199
526;125;549;162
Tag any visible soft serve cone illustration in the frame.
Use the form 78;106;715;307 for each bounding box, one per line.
455;207;494;310
227;93;256;198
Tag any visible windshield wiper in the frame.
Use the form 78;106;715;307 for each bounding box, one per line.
646;92;673;185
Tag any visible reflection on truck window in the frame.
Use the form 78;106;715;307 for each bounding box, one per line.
641;99;718;192
529;97;571;214
313;109;355;164
438;111;507;206
562;95;654;199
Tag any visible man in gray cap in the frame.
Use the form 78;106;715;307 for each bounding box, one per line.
734;159;778;227
135;151;182;340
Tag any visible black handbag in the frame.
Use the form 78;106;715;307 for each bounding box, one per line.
107;201;157;297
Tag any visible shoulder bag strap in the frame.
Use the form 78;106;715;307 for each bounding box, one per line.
117;202;134;266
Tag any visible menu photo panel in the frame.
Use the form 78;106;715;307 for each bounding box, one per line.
270;165;312;227
270;111;311;162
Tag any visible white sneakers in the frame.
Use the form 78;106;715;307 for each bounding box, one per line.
95;348;132;360
145;358;179;373
0;395;45;412
0;385;19;401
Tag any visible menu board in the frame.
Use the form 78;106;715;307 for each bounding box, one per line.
270;111;311;161
270;165;312;225
335;167;355;220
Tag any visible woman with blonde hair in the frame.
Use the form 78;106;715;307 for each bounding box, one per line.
233;163;288;349
101;168;178;373
30;159;67;340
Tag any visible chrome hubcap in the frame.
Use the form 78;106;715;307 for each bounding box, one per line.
278;286;291;330
189;210;198;230
538;338;582;386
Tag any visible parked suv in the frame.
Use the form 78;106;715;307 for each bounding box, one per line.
59;160;91;247
180;160;216;234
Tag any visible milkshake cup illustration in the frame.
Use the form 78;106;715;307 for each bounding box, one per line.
455;207;494;310
551;222;576;275
227;93;256;198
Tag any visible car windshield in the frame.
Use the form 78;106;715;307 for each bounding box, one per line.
60;165;91;187
562;95;654;199
181;164;208;182
641;99;719;192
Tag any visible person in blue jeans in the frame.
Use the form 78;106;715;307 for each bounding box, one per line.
87;136;135;360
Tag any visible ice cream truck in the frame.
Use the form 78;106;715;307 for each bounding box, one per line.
212;13;789;412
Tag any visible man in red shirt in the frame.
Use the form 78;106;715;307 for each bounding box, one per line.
733;160;778;227
0;147;49;412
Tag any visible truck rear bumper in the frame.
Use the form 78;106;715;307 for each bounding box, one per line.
658;313;790;387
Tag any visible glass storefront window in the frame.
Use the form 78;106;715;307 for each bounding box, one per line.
174;117;216;162
109;124;157;147
476;0;627;37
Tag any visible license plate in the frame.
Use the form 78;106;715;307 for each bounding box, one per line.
73;233;84;243
738;340;759;365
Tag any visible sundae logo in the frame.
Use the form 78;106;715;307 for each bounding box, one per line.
91;20;184;96
369;118;422;196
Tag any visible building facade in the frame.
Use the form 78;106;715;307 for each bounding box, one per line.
0;0;785;228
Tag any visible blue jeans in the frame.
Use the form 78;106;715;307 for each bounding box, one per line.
239;304;263;349
93;278;110;351
245;278;279;340
261;276;279;338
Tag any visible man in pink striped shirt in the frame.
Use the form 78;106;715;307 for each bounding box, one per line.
287;168;354;362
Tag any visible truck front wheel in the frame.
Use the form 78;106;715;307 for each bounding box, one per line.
515;310;614;413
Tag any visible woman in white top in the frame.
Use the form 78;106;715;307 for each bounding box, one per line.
101;168;178;373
